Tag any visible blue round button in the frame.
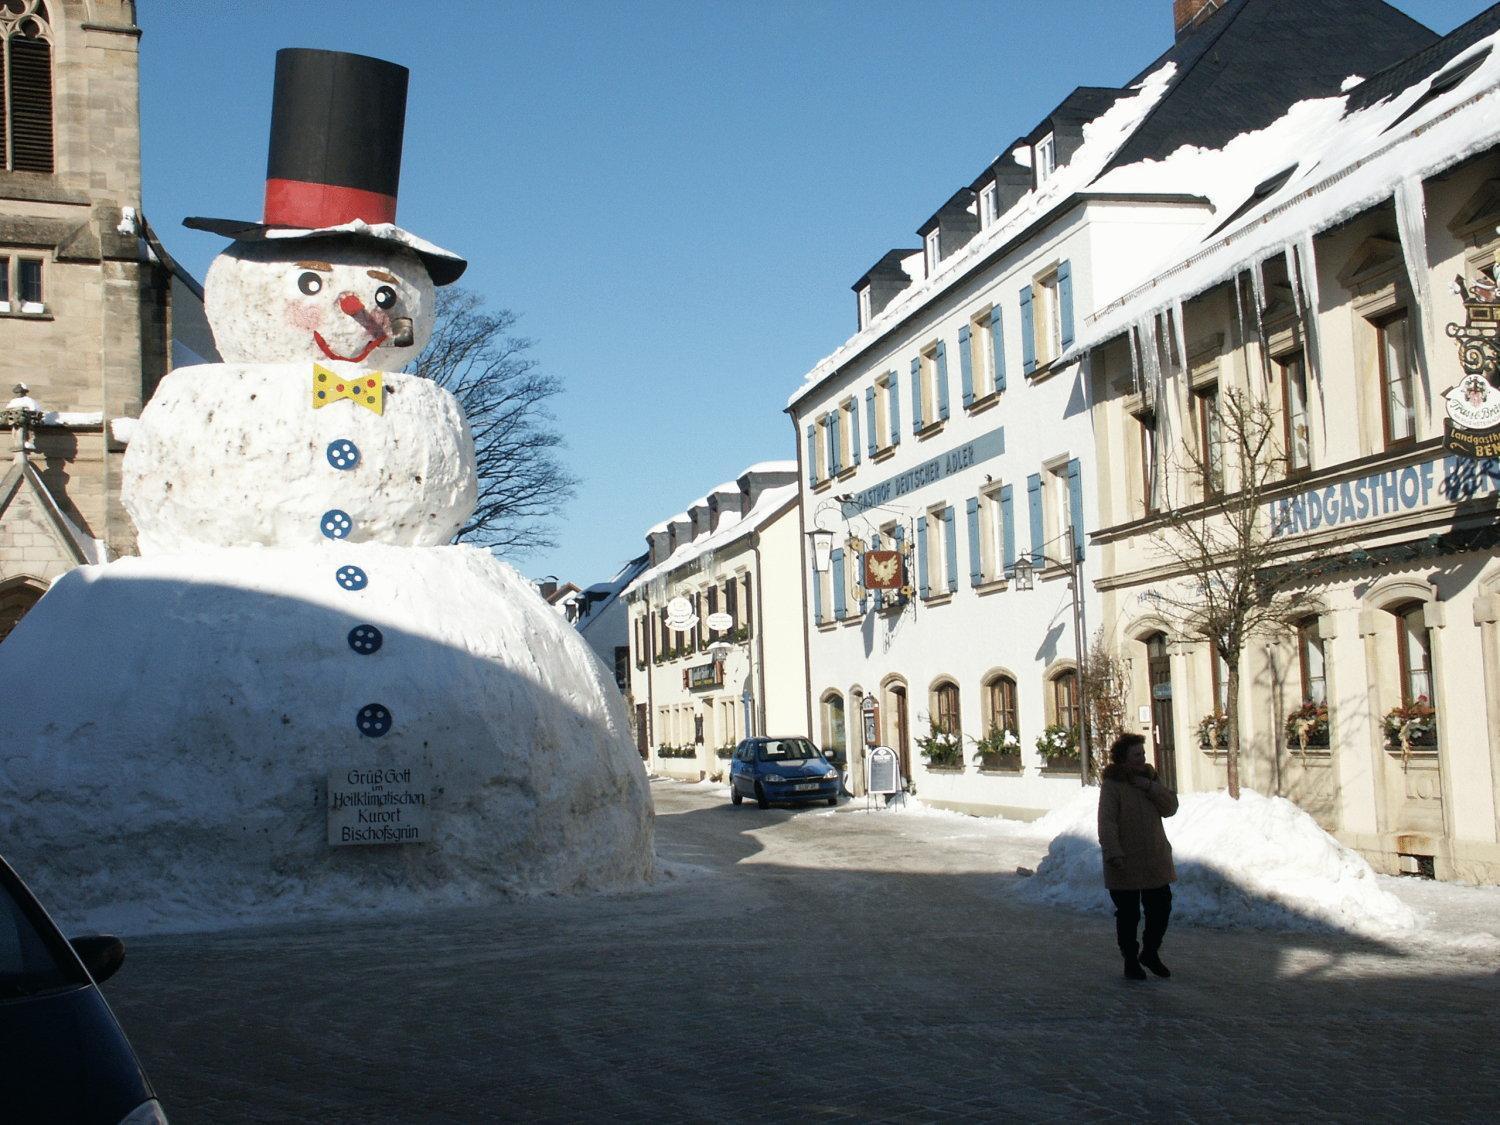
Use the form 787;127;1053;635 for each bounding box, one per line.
335;565;368;591
348;624;383;655
357;703;392;737
321;509;353;540
326;439;361;471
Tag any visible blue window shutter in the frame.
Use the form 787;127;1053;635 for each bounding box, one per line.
990;305;1007;393
889;373;902;446
829;412;842;475
850;400;862;465
966;497;981;585
1027;473;1044;568
864;387;877;456
1020;285;1037;375
871;532;883;610
1067;457;1085;561
811;558;823;624
910;357;924;432
1058;259;1075;350
936;341;950;420
916;515;930;599
832;548;846;617
1000;484;1016;571
958;323;974;407
942;505;958;592
805;424;817;486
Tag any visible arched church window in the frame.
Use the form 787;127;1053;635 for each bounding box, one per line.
2;1;55;174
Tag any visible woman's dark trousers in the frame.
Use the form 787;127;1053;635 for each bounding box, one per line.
1109;885;1172;959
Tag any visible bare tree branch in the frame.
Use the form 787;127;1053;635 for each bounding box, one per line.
413;289;579;557
1150;387;1321;798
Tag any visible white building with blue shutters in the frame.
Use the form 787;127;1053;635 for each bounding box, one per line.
782;0;1429;814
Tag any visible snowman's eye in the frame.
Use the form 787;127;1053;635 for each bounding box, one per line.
297;272;324;296
374;285;397;310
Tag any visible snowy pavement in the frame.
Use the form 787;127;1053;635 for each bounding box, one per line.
102;778;1500;1123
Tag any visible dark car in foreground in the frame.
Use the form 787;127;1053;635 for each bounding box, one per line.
0;854;164;1124
729;737;841;808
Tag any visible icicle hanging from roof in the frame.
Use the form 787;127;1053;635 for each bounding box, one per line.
1249;258;1272;381
1171;299;1190;382
1290;236;1323;390
1394;174;1436;400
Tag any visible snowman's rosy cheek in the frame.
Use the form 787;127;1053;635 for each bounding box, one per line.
285;301;324;330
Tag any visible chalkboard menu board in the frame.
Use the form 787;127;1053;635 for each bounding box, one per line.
867;746;899;795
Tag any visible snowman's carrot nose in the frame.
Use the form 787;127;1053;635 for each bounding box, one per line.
338;292;366;316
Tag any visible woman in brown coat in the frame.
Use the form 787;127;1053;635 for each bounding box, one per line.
1098;732;1178;980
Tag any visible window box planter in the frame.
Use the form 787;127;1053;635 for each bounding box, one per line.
976;751;1022;773
1284;700;1330;755
1197;709;1229;751
1035;724;1079;770
1383;697;1437;763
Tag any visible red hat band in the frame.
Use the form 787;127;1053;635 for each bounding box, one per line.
263;178;398;230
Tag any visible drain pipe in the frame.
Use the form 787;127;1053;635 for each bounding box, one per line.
790;411;814;738
750;532;769;736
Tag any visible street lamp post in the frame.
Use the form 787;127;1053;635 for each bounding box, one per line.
1009;526;1092;784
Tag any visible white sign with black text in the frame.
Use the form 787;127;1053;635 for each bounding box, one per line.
328;766;432;846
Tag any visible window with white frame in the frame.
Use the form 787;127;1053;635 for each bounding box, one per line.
924;228;940;276
1277;347;1312;474
925;503;948;596
968;306;998;400
874;374;892;450
979;480;1010;582
1033;266;1062;366
919;343;940;428
1135;408;1163;515
1375;309;1416;447
1295;617;1326;705
1195;382;1224;496
979;182;999;227
857;284;872;330
1043;459;1071;560
838;398;856;473
1034;133;1057;185
814;414;831;481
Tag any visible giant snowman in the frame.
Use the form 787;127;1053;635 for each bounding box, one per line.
0;49;652;932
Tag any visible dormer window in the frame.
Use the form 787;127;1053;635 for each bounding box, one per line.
924;229;941;276
858;284;872;329
980;183;999;228
1034;134;1057;186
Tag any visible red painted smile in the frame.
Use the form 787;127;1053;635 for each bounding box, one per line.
313;331;386;363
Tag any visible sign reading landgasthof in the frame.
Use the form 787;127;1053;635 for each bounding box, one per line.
1265;454;1500;540
328;766;431;846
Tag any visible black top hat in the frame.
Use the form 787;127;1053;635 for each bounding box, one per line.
185;48;465;286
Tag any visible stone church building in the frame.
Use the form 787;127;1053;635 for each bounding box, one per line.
0;0;212;641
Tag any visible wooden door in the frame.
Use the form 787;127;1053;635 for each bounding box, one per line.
1147;634;1178;790
893;686;911;783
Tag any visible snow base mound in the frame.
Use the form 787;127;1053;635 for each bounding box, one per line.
0;544;653;935
1014;788;1420;938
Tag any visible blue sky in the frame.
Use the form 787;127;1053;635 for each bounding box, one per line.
137;0;1491;586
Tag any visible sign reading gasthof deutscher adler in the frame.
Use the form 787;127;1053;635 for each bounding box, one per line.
328;766;432;846
1443;275;1500;459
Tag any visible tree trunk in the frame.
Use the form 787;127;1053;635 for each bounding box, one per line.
1225;656;1241;799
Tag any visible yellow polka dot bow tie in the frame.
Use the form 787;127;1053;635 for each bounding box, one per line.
312;363;385;415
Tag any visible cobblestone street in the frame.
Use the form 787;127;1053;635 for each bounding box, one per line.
104;780;1500;1123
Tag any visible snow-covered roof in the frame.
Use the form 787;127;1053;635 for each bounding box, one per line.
624;482;798;599
1070;20;1500;360
784;60;1181;410
784;0;1442;413
575;553;650;635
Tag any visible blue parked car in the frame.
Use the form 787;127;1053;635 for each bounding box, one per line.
729;737;840;809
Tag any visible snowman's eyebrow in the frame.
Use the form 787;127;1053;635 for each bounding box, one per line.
366;269;397;283
295;260;333;272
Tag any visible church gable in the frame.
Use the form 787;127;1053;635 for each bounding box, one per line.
0;459;90;583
